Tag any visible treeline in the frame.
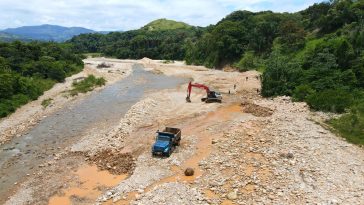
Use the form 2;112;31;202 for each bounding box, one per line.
0;41;83;117
69;28;203;60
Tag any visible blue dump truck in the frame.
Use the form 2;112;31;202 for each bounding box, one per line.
152;127;181;157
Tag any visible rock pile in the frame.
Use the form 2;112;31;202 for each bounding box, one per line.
240;101;273;117
112;98;158;141
88;149;136;175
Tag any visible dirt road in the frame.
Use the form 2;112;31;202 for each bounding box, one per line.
2;58;364;205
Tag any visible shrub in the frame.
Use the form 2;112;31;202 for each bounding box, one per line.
41;98;53;108
307;89;353;113
69;75;106;96
48;65;66;82
330;102;364;145
162;60;174;64
292;85;315;101
97;62;112;68
0;94;29;117
235;51;257;72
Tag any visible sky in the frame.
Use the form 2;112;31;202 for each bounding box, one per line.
0;0;325;31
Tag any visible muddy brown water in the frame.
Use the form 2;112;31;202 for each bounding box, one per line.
0;64;188;203
48;164;127;205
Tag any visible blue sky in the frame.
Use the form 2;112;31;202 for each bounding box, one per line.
0;0;325;31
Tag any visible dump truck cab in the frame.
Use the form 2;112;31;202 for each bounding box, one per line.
152;127;181;157
152;134;173;156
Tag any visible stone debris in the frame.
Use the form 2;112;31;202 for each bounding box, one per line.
72;98;158;154
88;149;136;175
196;96;364;205
240;101;273;117
134;183;208;205
227;190;238;200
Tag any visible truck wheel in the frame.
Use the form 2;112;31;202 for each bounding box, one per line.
166;149;171;157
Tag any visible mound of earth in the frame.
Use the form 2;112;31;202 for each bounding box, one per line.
89;149;136;175
241;101;273;117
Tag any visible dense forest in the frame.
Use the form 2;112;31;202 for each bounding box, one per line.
0;41;83;117
69;27;202;60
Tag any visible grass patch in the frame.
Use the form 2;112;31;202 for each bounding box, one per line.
257;66;266;73
41;98;53;108
162;60;174;64
329;103;364;145
97;62;112;68
84;53;102;58
69;75;106;96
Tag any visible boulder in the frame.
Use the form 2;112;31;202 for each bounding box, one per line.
184;168;195;176
227;191;238;200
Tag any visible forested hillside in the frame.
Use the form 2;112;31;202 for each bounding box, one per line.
69;27;203;60
141;19;192;31
0;41;83;117
0;32;31;42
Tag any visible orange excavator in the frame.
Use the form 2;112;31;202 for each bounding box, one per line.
186;82;222;103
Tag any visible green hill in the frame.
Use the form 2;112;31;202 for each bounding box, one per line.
141;19;192;31
0;32;31;42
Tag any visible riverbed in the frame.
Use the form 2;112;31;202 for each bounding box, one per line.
0;64;187;203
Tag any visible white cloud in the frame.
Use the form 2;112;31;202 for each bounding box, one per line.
0;0;324;31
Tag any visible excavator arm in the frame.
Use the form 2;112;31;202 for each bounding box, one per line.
186;82;211;102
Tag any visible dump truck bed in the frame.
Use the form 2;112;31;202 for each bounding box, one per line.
158;127;181;141
163;127;181;135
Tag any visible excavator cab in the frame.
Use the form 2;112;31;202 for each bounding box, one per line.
202;91;222;103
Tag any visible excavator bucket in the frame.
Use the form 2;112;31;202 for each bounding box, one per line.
186;96;191;103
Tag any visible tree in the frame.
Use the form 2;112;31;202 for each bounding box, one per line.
307;89;353;113
0;73;15;99
262;51;302;97
235;51;257;71
0;41;83;118
278;20;306;51
292;85;315;101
